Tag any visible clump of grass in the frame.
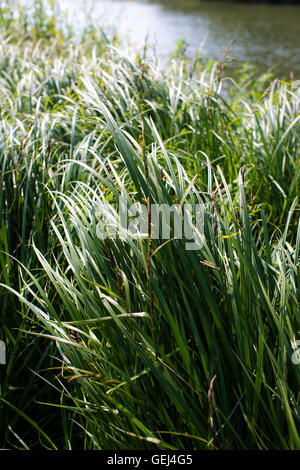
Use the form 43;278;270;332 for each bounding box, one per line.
0;0;299;450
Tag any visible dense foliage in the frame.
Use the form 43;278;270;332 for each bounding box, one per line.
0;0;299;450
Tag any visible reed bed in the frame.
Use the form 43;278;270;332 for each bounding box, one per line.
0;0;299;450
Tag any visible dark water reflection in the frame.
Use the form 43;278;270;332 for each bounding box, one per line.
94;0;300;78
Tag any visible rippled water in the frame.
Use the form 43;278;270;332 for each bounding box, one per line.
91;0;300;78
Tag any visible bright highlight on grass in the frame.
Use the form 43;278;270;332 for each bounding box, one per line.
0;0;299;450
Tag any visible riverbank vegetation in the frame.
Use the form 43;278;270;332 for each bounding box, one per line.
0;0;299;450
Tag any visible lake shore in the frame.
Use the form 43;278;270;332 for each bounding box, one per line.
0;0;299;450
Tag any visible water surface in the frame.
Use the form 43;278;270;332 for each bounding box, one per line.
92;0;300;78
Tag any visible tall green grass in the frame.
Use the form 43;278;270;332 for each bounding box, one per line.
0;0;299;450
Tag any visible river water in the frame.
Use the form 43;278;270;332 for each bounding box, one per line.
90;0;300;78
